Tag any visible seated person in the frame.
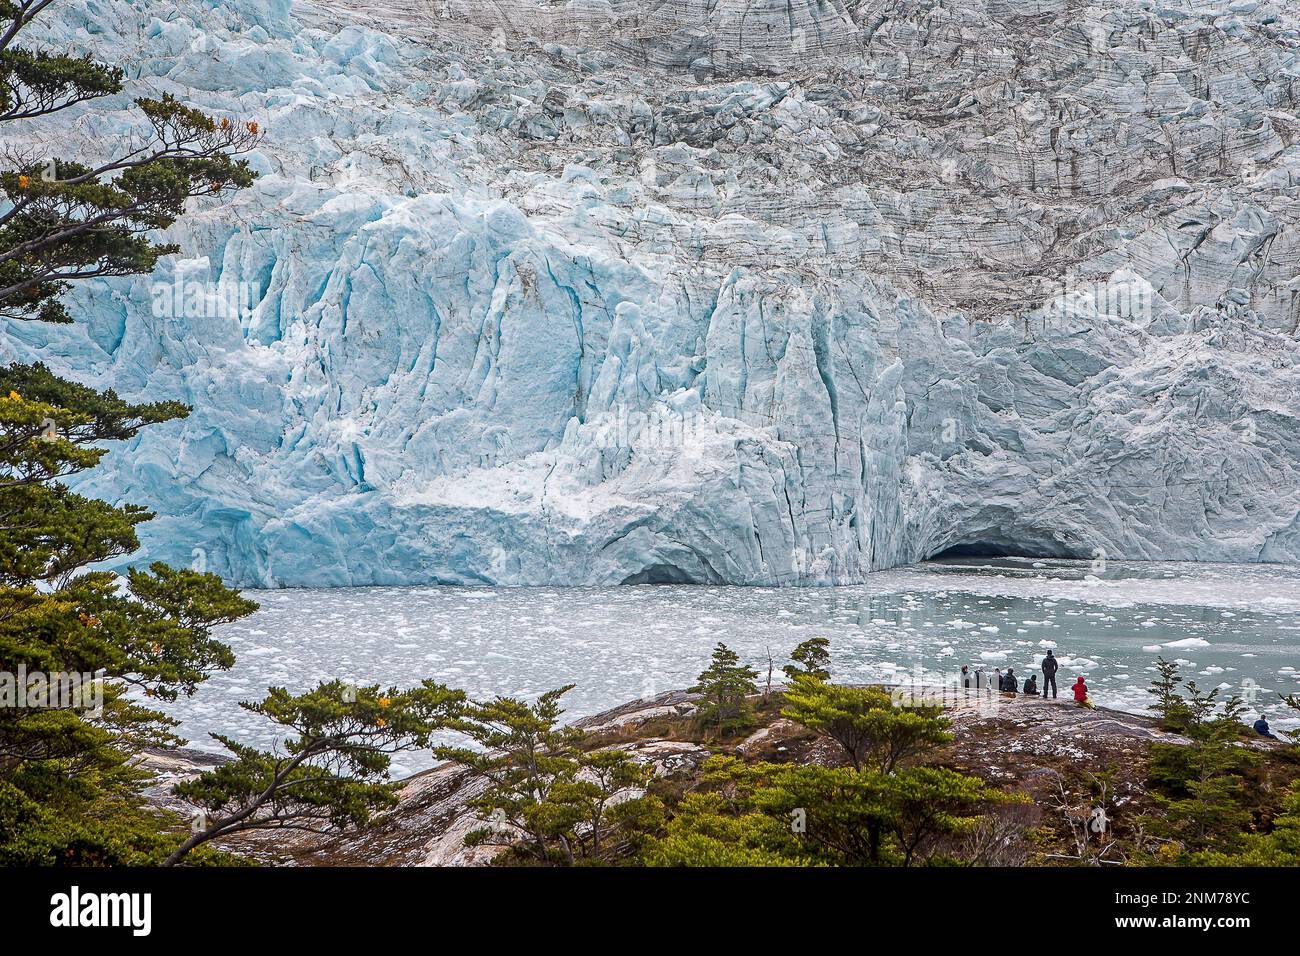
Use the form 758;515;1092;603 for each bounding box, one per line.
1072;676;1091;706
1254;715;1278;739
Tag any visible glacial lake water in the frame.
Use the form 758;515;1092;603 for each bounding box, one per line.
158;559;1300;777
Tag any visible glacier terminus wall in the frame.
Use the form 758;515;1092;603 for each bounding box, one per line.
2;0;1299;586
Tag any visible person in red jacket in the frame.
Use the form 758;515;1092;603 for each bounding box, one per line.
1072;675;1089;704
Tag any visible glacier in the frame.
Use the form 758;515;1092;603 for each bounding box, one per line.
2;0;1299;587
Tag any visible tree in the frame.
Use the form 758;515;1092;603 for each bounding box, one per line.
166;681;463;865
640;791;809;867
1194;782;1300;866
1280;693;1300;743
882;765;1005;866
1145;707;1258;855
782;678;951;773
0;0;261;863
435;685;661;865
1139;661;1261;857
691;643;759;735
1;2;260;324
1148;772;1254;855
782;636;831;683
1147;657;1191;731
643;756;1010;867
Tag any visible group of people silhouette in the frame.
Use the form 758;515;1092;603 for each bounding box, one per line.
953;653;1289;739
960;650;1090;704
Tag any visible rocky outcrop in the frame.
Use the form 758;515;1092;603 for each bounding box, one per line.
142;687;1285;865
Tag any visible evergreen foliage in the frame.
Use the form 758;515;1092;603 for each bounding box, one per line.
782;636;831;683
0;0;262;863
691;642;759;735
644;756;1010;867
435;685;663;865
168;681;464;865
782;678;951;773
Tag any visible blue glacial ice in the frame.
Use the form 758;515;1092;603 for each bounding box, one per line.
2;0;1299;586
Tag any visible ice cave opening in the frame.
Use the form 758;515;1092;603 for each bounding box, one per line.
621;564;700;585
928;540;1085;561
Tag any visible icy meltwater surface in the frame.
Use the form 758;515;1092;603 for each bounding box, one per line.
158;560;1300;777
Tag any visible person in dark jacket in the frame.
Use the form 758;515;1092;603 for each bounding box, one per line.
1041;649;1059;698
1004;668;1018;693
1023;674;1038;696
961;664;971;689
1254;715;1278;739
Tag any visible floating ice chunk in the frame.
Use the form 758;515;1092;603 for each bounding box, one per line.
1162;637;1211;648
1058;656;1098;670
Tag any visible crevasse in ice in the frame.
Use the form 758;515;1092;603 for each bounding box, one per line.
3;0;1298;586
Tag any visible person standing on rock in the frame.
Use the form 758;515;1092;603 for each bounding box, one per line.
1041;649;1059;699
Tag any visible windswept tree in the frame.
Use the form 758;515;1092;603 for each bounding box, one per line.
167;681;465;865
1;1;260;323
435;686;662;865
0;0;263;863
782;680;951;773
